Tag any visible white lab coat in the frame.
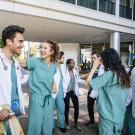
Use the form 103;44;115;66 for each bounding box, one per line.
52;68;61;99
0;49;25;114
62;67;79;98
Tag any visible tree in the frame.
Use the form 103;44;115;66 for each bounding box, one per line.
0;39;3;48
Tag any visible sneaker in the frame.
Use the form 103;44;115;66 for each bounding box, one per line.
73;125;82;132
58;127;66;133
85;121;96;127
66;125;70;130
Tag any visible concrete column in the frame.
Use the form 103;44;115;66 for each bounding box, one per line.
133;40;135;53
115;0;120;17
75;0;77;5
97;0;99;11
132;0;134;20
110;32;120;54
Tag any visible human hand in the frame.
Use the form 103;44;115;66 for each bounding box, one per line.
52;81;57;94
0;109;11;121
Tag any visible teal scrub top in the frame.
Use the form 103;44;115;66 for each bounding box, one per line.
90;71;129;123
27;57;56;97
11;62;19;102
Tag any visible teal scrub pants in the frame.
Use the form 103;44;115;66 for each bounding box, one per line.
5;121;11;135
123;103;135;135
27;94;53;135
99;116;123;135
54;89;65;128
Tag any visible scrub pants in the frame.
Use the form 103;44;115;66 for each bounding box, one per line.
99;116;123;135
27;94;53;135
64;91;79;125
123;103;135;135
54;89;65;128
5;121;11;135
87;91;96;123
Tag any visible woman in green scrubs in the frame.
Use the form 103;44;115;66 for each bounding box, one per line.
53;51;66;133
123;58;135;135
26;40;59;135
85;48;130;135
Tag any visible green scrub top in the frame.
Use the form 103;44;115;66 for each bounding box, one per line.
11;62;19;102
90;71;129;123
27;57;56;97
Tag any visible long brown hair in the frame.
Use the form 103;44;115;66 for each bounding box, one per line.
44;40;59;63
101;48;130;88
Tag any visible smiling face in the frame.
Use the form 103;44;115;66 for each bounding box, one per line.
67;59;75;70
7;32;24;55
39;42;52;60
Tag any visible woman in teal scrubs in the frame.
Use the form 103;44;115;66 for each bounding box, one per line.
26;40;59;135
123;58;135;135
85;48;130;135
53;51;66;133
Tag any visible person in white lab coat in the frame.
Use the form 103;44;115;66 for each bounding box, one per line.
0;25;25;135
63;59;81;131
53;51;66;133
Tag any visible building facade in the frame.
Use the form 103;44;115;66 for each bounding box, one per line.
0;0;135;66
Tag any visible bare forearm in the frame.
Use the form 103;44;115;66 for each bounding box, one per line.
85;67;97;89
80;73;89;79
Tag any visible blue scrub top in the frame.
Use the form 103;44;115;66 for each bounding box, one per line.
27;57;56;97
11;62;19;102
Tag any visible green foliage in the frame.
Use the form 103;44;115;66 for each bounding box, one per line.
0;39;3;48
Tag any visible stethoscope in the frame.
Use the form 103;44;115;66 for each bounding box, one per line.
0;56;8;70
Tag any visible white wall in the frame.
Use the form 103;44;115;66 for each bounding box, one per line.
59;43;80;66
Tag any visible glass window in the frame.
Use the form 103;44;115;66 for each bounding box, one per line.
120;0;133;19
99;0;116;15
59;0;75;4
77;0;97;10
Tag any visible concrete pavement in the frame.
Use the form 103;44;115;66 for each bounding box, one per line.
20;86;98;135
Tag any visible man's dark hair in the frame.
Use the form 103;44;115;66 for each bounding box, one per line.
66;59;73;65
91;51;100;58
59;51;64;59
2;25;25;46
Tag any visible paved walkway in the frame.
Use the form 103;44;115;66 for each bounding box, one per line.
53;90;98;135
20;87;98;135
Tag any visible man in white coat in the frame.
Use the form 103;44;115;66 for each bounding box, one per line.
0;25;25;134
63;59;81;131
